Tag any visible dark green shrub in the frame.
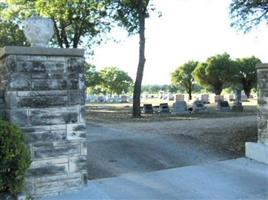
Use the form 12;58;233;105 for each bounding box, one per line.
0;119;31;195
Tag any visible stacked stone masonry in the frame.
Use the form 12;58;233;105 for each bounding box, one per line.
257;63;268;144
0;47;87;198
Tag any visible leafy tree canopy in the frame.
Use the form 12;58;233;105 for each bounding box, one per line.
230;0;268;32
234;56;261;97
109;0;153;34
171;60;198;100
0;2;28;47
84;63;101;88
4;0;111;49
193;53;236;95
99;66;133;95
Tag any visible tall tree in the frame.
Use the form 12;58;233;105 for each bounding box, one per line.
171;61;198;100
230;0;268;32
110;0;153;117
99;66;133;95
4;0;111;49
84;63;101;88
234;56;261;97
193;53;236;95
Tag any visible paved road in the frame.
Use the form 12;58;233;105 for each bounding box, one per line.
87;121;241;179
46;158;268;200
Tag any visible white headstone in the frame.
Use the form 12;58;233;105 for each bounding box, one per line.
175;94;184;102
201;94;209;103
214;95;224;103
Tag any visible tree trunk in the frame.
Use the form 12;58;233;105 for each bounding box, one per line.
73;28;81;48
52;19;63;48
243;81;251;98
60;23;70;48
188;84;192;100
132;0;146;117
214;85;222;95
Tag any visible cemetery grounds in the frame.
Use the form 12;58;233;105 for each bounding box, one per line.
86;98;257;158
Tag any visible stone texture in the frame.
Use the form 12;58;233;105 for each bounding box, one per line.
256;64;268;144
0;46;84;58
245;63;268;164
0;47;87;198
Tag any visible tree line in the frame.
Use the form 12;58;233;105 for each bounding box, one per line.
85;64;133;95
171;53;261;100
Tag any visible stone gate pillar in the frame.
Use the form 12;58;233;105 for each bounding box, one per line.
0;46;87;198
246;63;268;164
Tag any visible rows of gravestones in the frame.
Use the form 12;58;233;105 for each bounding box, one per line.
86;92;255;104
142;91;256;114
87;91;255;115
86;95;132;103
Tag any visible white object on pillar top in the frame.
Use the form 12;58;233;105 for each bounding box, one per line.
22;16;54;47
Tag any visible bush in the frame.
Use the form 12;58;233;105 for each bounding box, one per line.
0;119;31;195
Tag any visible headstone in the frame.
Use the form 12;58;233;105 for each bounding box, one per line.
229;94;235;101
201;94;209;104
159;103;170;113
192;100;207;113
159;91;164;99
175;94;184;102
172;101;188;114
241;94;248;102
232;89;243;112
121;95;128;103
214;95;224;103
153;105;159;113
168;94;175;101
143;104;154;114
217;100;231;111
97;96;105;102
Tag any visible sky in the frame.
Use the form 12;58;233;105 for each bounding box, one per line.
90;0;268;85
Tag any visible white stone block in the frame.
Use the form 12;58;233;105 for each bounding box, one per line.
245;142;268;165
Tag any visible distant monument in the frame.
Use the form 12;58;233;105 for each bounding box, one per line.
0;16;87;198
232;89;243;112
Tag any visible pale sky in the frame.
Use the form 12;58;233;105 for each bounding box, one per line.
90;0;268;85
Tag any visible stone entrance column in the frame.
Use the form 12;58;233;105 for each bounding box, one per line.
246;63;268;164
0;46;87;198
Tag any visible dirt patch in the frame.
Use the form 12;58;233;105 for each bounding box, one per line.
92;116;257;156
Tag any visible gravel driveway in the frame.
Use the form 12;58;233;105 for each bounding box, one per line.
87;116;257;179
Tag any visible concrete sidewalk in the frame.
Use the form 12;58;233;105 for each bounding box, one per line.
43;158;268;200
